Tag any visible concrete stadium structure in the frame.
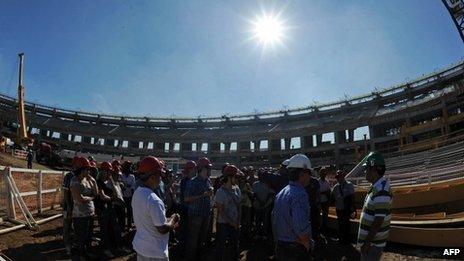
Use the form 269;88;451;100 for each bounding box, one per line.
0;61;463;169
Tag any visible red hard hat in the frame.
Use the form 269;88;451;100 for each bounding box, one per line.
185;160;197;170
223;165;243;177
122;160;132;168
89;161;97;169
197;157;212;168
112;160;121;167
100;161;113;172
138;156;165;174
75;157;92;169
72;156;82;168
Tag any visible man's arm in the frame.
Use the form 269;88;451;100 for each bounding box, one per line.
70;185;94;203
364;216;385;243
156;214;179;234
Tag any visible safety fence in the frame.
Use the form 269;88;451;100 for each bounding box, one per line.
0;166;64;232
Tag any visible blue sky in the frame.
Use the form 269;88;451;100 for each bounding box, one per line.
0;0;463;118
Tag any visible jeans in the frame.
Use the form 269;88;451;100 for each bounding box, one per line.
241;206;253;237
310;206;321;239
115;203;126;232
63;217;72;247
275;241;309;261
178;205;189;248
361;246;383;261
216;223;240;261
254;208;265;236
186;214;211;261
336;209;351;244
99;206;122;249
320;202;329;235
124;197;133;230
71;216;93;260
137;253;169;261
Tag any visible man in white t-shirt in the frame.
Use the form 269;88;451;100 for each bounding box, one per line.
132;156;180;261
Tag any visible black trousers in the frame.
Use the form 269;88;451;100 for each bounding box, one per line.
71;216;93;260
336;209;351;244
275;241;309;261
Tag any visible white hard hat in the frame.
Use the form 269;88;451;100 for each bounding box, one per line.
282;159;290;166
287;154;312;170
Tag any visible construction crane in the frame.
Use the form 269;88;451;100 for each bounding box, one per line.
15;53;33;148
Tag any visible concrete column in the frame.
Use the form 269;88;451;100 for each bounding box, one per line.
181;143;192;152
210;142;220;152
334;131;341;169
336;131;346;144
155;143;164;151
83;136;92;144
270;139;280;151
316;134;322;146
302;136;313;150
61;133;69;141
239;141;249;152
284;138;291;150
369;126;375;151
348;129;355;142
39;129;47;138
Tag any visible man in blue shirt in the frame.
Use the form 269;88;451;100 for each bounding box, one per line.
184;157;214;261
273;154;313;261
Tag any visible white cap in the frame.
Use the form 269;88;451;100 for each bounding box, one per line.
287;154;312;170
281;159;290;166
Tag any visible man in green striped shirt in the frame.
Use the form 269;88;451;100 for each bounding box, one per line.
357;152;392;261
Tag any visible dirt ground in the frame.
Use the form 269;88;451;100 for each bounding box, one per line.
0;152;54;171
0;216;462;261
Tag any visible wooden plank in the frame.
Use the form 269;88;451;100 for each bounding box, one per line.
5;168;16;220
20;188;58;197
37;171;42;214
327;214;464;247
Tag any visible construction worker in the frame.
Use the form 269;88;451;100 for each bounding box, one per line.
132;156;180;261
61;156;80;254
26;150;33;169
121;160;136;231
178;160;197;253
318;166;331;237
69;157;98;260
89;160;99;180
252;169;274;240
111;160;126;232
357;152;392;261
184;157;214;261
214;164;242;261
331;170;356;245
273;154;313;261
305;168;321;242
96;161;127;258
270;159;290;193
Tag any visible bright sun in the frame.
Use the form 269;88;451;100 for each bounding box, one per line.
251;13;285;47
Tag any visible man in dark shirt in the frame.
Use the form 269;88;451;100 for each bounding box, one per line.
269;159;290;194
184;157;213;261
305;173;321;242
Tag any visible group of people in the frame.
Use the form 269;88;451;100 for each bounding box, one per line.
61;151;392;261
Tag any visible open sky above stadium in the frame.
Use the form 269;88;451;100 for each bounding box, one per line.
0;0;463;118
